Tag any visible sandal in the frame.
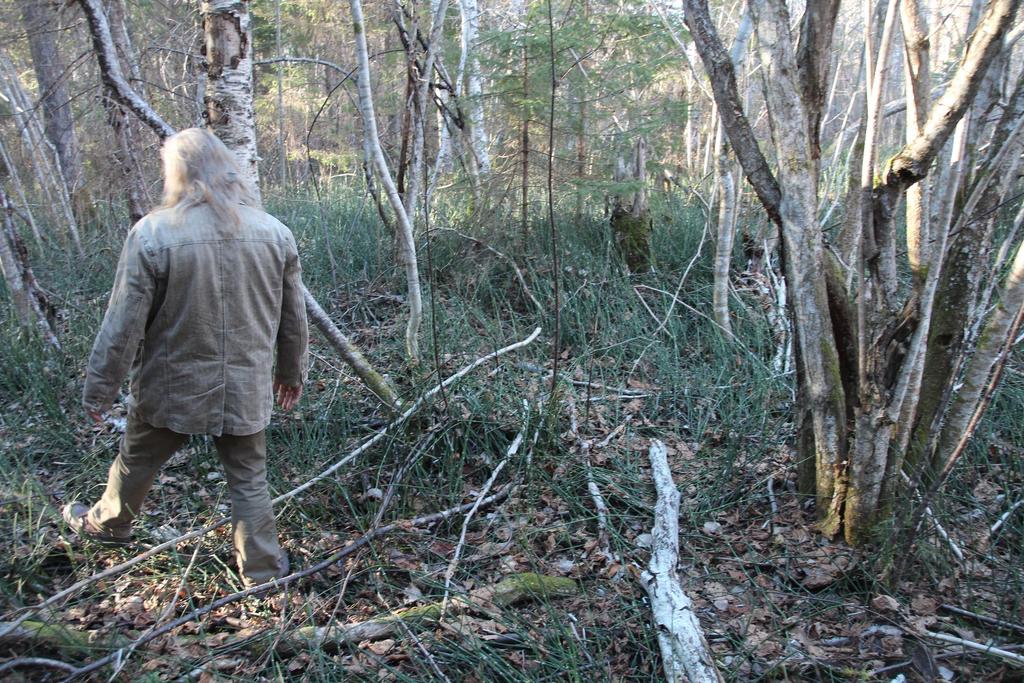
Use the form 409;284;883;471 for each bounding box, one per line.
61;503;132;546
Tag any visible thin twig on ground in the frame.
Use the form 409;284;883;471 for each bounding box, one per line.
991;498;1023;535
0;658;77;675
765;477;778;535
940;604;1024;636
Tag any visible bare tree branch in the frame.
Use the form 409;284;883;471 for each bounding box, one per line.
682;0;781;227
880;0;1018;194
77;0;175;140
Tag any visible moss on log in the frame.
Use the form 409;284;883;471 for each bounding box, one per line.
276;573;577;654
0;619;123;658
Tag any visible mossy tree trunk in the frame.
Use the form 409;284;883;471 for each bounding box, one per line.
611;136;652;273
684;0;1021;546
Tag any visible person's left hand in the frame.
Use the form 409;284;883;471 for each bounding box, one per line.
273;380;303;411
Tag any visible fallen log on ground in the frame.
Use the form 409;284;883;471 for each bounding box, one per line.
278;573;577;654
639;440;723;683
303;287;402;412
0;620;120;658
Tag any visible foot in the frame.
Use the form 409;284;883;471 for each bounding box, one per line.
241;551;291;593
61;503;132;545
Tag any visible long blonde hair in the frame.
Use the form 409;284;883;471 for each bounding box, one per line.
160;128;258;225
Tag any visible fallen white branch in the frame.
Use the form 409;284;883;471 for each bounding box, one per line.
991;498;1023;535
640;440;723;683
0;328;541;637
922;629;1024;666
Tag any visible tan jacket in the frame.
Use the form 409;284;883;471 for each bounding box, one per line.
83;204;308;436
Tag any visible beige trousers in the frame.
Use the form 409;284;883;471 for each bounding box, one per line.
88;413;283;585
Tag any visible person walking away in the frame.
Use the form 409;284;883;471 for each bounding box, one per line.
62;128;308;587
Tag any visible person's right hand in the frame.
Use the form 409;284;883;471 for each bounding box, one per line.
273;380;303;411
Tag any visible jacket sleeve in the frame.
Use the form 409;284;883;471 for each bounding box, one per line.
275;232;309;386
83;226;157;413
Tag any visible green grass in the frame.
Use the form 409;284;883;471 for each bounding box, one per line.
0;187;1021;680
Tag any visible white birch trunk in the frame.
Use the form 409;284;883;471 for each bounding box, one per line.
201;0;261;202
0;136;42;247
350;0;423;362
712;146;735;340
640;441;723;683
708;9;750;342
902;0;931;283
459;0;490;176
429;0;454;188
79;0;175;139
935;235;1024;473
406;0;449;227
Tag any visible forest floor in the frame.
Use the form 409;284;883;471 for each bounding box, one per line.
1;193;1022;681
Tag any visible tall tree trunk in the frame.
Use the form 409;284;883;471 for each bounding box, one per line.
712;141;735;340
104;0;149;223
611;137;652;273
275;0;287;186
201;0;261;201
0;55;83;256
711;7;752;341
350;0;423;362
520;35;529;239
19;0;83;200
901;0;931;286
685;0;1019;545
459;0;490;180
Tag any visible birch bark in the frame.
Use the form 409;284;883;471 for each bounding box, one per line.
459;0;490;177
640;441;724;683
350;0;424;362
201;0;261;201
